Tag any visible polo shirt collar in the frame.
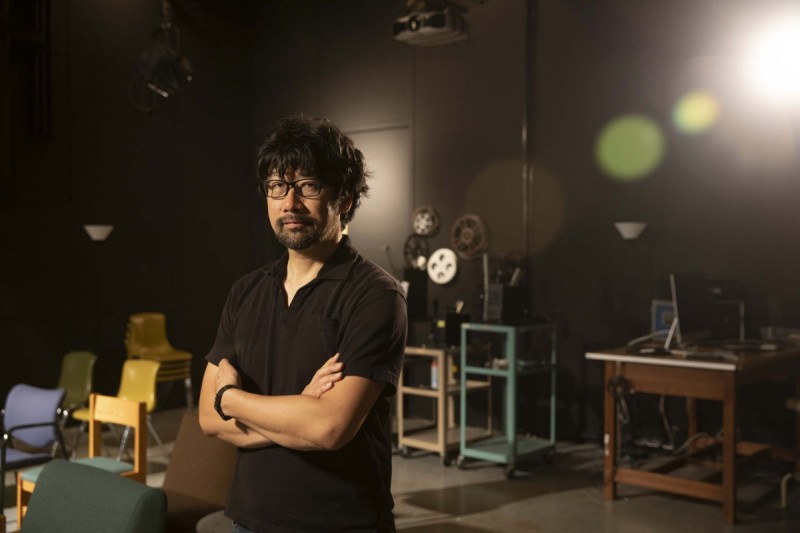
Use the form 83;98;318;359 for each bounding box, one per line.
264;235;356;281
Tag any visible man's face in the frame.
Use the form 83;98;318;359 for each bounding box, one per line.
265;171;346;251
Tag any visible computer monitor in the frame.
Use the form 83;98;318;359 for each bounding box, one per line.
669;272;714;346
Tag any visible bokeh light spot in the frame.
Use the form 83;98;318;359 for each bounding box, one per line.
746;15;800;103
595;114;665;181
673;90;720;134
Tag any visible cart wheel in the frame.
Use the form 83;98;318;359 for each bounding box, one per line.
456;455;467;469
400;446;411;458
504;465;515;479
442;454;452;467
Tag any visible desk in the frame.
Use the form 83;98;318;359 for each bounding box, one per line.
585;347;800;524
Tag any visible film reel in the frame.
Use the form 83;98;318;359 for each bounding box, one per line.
411;205;440;237
403;234;430;270
427;248;458;285
450;214;489;260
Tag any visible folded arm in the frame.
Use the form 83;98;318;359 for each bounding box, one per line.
213;357;385;451
199;353;347;449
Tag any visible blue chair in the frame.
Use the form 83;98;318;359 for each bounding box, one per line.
0;384;67;512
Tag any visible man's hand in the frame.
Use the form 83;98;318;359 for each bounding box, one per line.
302;353;344;398
215;358;242;394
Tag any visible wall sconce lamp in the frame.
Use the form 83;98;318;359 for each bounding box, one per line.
83;224;115;242
614;221;647;240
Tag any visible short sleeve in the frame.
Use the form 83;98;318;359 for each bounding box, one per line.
206;288;236;366
337;286;407;397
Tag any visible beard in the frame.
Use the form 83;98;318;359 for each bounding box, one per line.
274;215;326;250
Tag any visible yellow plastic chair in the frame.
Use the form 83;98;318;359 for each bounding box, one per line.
17;394;149;527
125;312;194;409
71;359;167;460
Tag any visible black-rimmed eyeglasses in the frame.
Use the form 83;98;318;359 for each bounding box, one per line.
259;179;323;199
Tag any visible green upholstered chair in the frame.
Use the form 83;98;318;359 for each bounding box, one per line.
19;459;166;533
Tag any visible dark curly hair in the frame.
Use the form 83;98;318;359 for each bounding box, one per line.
255;116;370;227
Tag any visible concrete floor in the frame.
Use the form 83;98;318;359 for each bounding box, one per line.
4;408;799;532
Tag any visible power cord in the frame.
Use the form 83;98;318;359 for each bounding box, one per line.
608;375;632;424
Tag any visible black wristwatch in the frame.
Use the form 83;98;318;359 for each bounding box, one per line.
214;384;240;421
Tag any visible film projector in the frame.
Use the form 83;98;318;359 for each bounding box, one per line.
403;207;499;322
402;206;439;319
450;214;489;260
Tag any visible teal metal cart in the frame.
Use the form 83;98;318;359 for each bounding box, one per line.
457;322;557;478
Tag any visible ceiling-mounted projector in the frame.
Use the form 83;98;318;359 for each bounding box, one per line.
393;6;468;46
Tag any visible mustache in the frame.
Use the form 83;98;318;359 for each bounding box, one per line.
277;215;314;227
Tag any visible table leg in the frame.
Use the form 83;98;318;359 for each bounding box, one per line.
796;377;800;468
603;361;618;500
686;397;698;452
722;373;736;525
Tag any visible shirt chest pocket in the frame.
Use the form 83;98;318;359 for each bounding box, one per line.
295;315;340;384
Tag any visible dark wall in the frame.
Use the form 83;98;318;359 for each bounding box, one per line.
3;0;799;442
1;0;271;403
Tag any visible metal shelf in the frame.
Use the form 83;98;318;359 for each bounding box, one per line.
458;323;558;478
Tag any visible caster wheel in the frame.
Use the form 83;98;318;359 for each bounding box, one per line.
504;465;516;479
456;455;467;469
442;455;452;467
400;446;411;458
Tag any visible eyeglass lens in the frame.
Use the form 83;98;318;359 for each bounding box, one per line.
262;179;321;198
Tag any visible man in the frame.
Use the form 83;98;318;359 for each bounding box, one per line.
199;116;407;533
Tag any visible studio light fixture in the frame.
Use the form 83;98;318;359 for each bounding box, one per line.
128;0;193;112
393;0;487;47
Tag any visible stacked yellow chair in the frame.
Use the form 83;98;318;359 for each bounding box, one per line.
125;312;194;410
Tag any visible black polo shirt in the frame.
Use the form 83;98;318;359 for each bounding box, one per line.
206;236;407;532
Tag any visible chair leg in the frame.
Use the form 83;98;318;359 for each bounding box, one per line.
52;410;69;456
184;376;194;411
781;471;800;509
16;472;31;528
71;421;87;459
117;425;132;461
117;418;169;459
146;416;169;458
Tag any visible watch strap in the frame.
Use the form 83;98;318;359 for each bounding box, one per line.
214;384;240;421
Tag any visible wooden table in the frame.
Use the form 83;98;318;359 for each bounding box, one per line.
585;346;800;524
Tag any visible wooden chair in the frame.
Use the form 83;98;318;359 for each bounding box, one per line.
16;394;147;526
162;412;237;532
18;459;165;533
71;359;166;459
